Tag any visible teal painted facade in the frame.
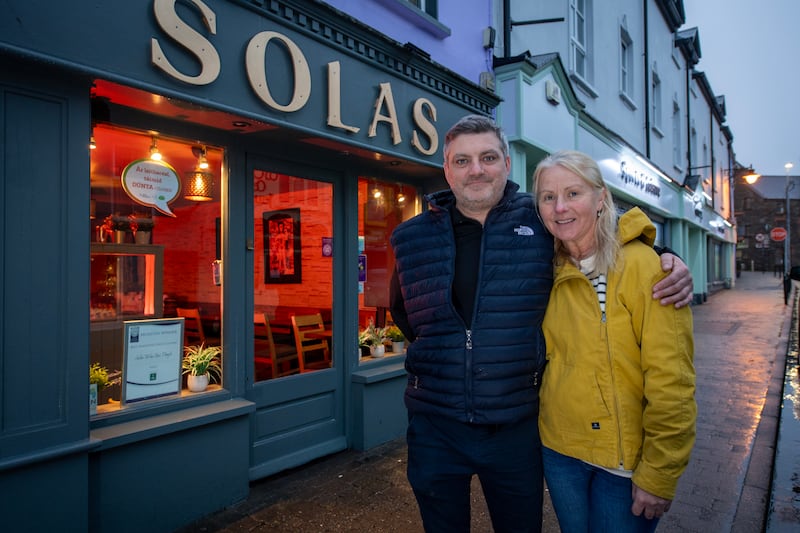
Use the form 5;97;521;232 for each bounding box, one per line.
0;1;498;530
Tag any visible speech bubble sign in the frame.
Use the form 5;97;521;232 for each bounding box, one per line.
121;159;181;217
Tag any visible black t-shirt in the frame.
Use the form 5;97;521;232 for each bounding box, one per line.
451;207;483;326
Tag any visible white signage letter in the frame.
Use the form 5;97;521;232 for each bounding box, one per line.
368;83;402;145
411;98;438;156
246;31;311;112
327;61;360;133
151;0;220;86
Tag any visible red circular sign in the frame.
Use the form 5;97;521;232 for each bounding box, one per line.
770;227;787;242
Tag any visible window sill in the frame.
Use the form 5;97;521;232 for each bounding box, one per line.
619;91;637;110
570;73;598;99
90;398;255;451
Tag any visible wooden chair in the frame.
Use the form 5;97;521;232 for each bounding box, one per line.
254;312;299;380
291;313;331;372
177;307;206;346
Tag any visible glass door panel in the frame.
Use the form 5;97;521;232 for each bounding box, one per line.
252;170;333;381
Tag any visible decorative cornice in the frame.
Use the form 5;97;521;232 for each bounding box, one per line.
233;0;499;114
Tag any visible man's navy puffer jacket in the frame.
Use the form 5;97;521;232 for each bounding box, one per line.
390;182;554;425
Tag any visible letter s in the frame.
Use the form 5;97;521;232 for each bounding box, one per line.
151;0;220;86
411;98;438;156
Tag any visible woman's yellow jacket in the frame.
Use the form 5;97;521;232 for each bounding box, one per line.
539;208;696;500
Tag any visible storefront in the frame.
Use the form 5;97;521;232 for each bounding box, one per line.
0;1;498;531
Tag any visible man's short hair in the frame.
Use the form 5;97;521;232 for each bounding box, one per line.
443;114;509;160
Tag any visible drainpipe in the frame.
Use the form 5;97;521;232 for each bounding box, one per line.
709;119;715;209
503;0;512;58
685;67;692;179
643;0;651;158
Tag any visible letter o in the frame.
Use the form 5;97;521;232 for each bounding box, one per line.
246;31;311;112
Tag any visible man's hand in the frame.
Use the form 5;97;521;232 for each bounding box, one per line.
631;483;672;520
654;253;693;308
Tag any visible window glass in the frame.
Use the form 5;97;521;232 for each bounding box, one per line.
252;171;333;381
620;26;633;97
408;0;437;18
651;68;662;130
357;177;418;360
571;0;587;78
90;123;223;414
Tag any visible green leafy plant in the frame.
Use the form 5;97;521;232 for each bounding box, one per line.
182;343;222;383
89;362;121;390
383;324;405;342
358;320;387;347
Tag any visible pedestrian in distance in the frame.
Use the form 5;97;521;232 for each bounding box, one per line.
533;150;696;532
389;115;694;533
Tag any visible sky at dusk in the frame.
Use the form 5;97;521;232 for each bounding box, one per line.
683;0;800;177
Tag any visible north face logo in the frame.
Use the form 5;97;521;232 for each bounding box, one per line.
514;226;535;236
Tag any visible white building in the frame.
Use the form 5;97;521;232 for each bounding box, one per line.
490;0;737;301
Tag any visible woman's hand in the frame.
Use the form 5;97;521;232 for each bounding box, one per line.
631;483;672;520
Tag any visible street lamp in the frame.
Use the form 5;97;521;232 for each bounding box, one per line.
785;162;794;276
743;170;760;184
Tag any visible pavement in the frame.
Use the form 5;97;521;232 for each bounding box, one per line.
177;271;798;533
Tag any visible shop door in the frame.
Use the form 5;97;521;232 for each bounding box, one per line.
246;156;346;479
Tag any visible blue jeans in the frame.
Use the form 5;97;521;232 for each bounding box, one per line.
406;413;543;533
542;447;659;533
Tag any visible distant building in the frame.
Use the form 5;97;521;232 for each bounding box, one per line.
735;174;800;273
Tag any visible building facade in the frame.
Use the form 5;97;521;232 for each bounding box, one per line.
735;174;800;273
490;0;738;302
0;1;496;530
1;1;749;530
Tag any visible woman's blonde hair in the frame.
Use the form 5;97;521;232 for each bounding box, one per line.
533;150;620;274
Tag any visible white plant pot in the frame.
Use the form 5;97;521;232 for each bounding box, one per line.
89;383;98;415
391;341;405;353
188;373;209;392
370;344;385;357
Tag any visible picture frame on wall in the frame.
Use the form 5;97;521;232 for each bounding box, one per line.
263;208;301;284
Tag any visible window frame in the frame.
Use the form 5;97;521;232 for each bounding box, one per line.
672;96;682;170
651;64;663;134
569;0;596;96
619;22;634;107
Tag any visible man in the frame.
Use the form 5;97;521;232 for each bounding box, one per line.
389;115;692;533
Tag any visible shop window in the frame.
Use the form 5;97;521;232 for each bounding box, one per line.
90;124;223;414
357;178;418;360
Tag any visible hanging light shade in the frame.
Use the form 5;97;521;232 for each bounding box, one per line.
397;185;406;204
185;168;214;201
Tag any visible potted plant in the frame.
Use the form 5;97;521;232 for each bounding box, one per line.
107;215;130;243
358;320;387;357
128;213;155;244
384;324;406;353
182;343;222;392
89;362;121;414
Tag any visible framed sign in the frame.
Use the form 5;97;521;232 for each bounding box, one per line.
122;318;184;404
263;208;302;283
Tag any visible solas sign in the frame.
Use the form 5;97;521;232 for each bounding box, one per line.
150;0;439;156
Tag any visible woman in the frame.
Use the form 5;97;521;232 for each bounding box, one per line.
533;151;696;532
